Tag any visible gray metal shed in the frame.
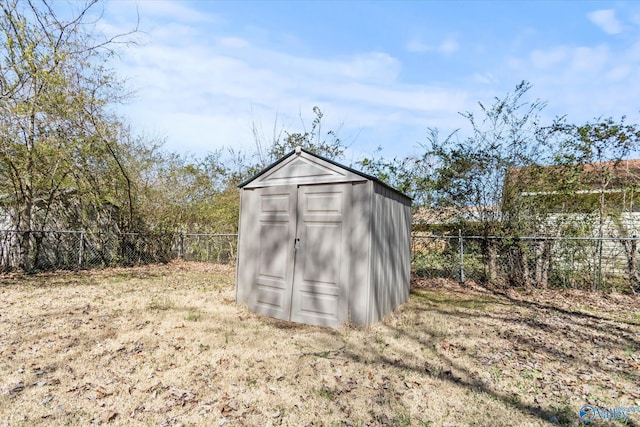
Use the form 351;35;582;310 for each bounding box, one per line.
235;147;411;328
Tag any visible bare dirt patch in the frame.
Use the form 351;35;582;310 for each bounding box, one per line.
0;262;638;426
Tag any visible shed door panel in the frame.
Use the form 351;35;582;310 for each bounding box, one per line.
251;186;296;320
290;184;350;327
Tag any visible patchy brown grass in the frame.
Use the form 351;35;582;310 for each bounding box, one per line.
0;262;638;426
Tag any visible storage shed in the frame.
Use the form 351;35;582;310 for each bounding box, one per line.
235;147;411;328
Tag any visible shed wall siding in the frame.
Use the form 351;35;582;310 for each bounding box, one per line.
236;189;257;306
368;183;411;324
348;181;372;325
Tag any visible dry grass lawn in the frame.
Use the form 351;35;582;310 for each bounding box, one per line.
0;262;639;426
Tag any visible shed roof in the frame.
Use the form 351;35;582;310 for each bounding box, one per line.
238;148;411;200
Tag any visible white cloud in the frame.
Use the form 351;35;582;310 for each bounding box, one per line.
406;35;459;55
283;52;402;84
112;17;469;157
136;1;217;24
501;38;640;127
439;37;460;54
588;9;623;35
626;40;640;61
570;45;609;73
530;47;568;69
471;72;498;85
406;38;430;53
505;56;523;69
104;1;640;161
606;65;631;81
217;37;250;49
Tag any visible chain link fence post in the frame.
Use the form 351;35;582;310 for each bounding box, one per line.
78;231;84;269
178;232;184;260
597;235;603;291
458;229;465;284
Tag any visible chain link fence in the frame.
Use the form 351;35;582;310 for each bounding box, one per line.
178;233;238;264
412;233;640;292
0;230;237;273
2;229;638;291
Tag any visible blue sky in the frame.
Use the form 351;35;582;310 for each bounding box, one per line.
98;1;640;161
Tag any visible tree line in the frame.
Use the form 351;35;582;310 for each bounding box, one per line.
3;0;640;283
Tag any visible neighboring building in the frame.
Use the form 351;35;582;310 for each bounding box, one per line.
412;206;500;231
410;160;640;286
505;159;640;237
504;159;640;286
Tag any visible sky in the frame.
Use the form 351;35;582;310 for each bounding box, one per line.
95;0;640;161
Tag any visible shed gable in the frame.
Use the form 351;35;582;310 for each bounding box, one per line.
242;150;366;188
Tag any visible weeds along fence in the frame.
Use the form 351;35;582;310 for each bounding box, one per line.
413;233;640;292
0;230;237;272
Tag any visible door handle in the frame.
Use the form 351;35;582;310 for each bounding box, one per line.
294;238;300;250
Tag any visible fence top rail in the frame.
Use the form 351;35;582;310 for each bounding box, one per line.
412;234;640;241
0;229;84;234
0;230;239;238
4;229;640;241
181;233;238;237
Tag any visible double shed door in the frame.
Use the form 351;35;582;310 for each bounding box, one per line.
252;183;350;327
